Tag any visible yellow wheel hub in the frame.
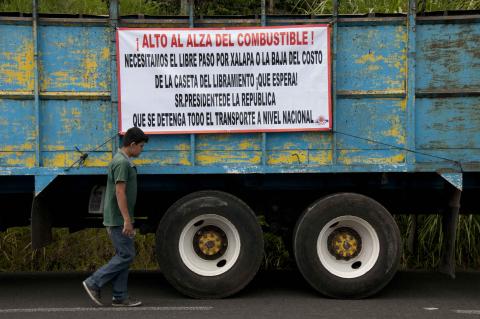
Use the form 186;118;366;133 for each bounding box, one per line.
193;225;228;260
328;227;362;261
198;232;223;256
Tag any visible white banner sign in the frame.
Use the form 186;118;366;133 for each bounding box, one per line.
117;25;331;134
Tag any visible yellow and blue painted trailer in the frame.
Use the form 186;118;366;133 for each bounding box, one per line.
0;0;479;299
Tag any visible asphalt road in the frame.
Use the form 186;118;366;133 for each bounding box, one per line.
0;270;479;319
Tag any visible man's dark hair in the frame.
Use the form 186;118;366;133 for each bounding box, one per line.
122;127;149;147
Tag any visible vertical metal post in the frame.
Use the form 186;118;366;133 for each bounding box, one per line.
261;0;267;167
188;0;196;166
261;0;266;27
109;0;119;154
188;0;194;27
439;187;461;278
32;0;41;167
406;0;416;166
332;0;338;165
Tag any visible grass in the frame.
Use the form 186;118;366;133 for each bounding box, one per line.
1;214;480;272
0;0;179;15
0;0;107;14
1;0;479;15
0;227;157;272
288;0;480;14
397;214;480;270
424;0;480;11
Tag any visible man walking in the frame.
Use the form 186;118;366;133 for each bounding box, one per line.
83;127;148;307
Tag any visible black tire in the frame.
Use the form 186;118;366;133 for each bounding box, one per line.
293;193;401;299
156;190;264;299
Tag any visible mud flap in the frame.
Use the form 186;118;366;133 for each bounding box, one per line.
31;175;57;249
438;172;462;278
31;195;53;249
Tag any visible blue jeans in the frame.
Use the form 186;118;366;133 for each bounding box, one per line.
85;226;135;300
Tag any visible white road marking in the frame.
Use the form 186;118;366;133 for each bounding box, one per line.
453;310;480;315
0;306;213;313
423;307;439;311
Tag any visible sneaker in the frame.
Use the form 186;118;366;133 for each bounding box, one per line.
112;298;142;307
82;280;103;306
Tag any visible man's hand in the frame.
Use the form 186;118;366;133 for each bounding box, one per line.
123;220;135;237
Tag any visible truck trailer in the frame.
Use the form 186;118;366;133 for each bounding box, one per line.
0;0;479;299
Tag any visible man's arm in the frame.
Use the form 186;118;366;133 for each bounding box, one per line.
115;182;134;237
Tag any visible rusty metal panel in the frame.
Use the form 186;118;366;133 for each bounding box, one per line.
0;99;36;151
39;100;112;167
416;149;480;164
416;97;480;150
40;100;112;151
128;133;193;166
134;150;191;166
415;22;480;168
0;151;36;168
334;97;406;165
267;132;332;165
195;134;260;166
336;98;406;149
416;23;480;91
337;149;405;165
0;25;34;92
336;25;407;92
196;150;262;166
0;99;36;167
0;100;36;167
39;25;110;92
134;134;191;166
196;134;262;151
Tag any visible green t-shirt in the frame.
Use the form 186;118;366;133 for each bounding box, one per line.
103;150;137;226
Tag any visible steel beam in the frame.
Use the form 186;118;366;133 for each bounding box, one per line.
332;0;339;165
32;0;41;167
261;0;267;167
406;0;417;167
109;0;119;154
189;0;196;166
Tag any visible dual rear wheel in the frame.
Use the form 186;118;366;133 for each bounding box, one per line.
294;193;401;298
156;191;263;298
156;191;401;299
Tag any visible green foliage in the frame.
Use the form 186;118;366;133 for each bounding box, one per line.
194;0;261;15
0;0;30;12
1;214;480;271
0;0;179;15
287;0;480;14
1;0;479;15
397;214;480;270
0;227;34;272
38;0;108;15
0;227;157;272
0;0;109;14
262;232;292;270
424;0;480;11
455;214;480;268
285;0;333;14
337;0;407;14
119;0;179;16
257;215;293;270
